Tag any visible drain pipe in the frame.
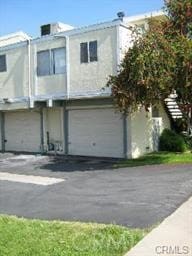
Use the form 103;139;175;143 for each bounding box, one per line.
54;34;70;99
66;35;70;99
27;38;33;108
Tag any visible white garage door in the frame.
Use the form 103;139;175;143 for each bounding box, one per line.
5;111;41;152
68;108;124;158
0;115;1;151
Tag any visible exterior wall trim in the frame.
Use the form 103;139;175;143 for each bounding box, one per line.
0;10;163;53
34;20;121;43
124;10;164;23
0;41;28;52
66;36;70;99
116;25;121;73
123;113;128;158
0;112;5;152
63;105;69;155
127;115;132;159
40;108;44;153
0;20;121;52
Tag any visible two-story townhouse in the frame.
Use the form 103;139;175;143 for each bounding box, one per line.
0;11;171;158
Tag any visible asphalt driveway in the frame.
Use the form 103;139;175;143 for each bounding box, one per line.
0;153;192;228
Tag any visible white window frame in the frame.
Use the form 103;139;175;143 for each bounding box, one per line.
0;54;7;73
37;47;66;76
80;40;98;64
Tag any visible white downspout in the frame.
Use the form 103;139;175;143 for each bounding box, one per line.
65;36;70;99
116;24;121;73
54;34;70;99
33;44;38;98
27;39;32;107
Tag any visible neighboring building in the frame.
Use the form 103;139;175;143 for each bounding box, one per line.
0;11;170;158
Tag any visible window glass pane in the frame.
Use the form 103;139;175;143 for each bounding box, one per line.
0;55;6;72
37;50;50;76
80;42;88;63
52;47;66;74
89;41;98;62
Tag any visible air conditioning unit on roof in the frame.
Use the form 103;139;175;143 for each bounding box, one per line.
40;22;74;36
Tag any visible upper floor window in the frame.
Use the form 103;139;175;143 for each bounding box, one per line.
89;41;98;62
80;42;88;63
37;50;50;76
0;55;7;72
37;47;66;76
52;47;66;74
80;40;98;63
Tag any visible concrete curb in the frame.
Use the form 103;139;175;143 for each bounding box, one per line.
125;197;192;256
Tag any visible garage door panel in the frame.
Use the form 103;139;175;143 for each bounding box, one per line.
5;111;41;152
68;108;124;158
0;115;1;151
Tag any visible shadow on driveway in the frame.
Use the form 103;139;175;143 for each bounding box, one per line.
38;155;119;172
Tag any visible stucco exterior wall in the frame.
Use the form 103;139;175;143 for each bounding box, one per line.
31;38;67;96
69;27;117;96
43;107;64;152
119;26;132;61
131;109;153;158
0;26;117;103
0;33;29;48
0;45;29;99
131;104;171;158
158;103;171;130
0;102;29;111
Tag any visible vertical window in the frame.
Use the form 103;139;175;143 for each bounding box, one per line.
52;47;66;74
80;42;88;63
80;41;98;63
89;41;98;62
37;50;50;76
0;55;7;72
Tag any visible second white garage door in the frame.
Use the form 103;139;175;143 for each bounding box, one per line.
68;108;124;158
0;114;1;151
5;111;41;152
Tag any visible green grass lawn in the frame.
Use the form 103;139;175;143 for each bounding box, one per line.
115;152;192;168
0;215;146;256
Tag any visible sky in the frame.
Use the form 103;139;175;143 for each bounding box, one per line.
0;0;164;38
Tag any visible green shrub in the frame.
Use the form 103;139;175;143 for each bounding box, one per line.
181;134;192;150
173;118;187;133
159;129;187;152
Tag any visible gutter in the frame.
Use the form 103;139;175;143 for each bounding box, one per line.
0;20;122;52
